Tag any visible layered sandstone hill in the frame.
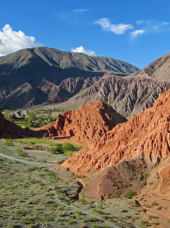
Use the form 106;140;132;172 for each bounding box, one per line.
0;112;41;138
62;89;170;174
39;101;126;143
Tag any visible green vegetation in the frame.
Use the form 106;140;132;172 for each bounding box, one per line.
14;138;56;145
4;140;13;146
17;148;28;157
124;190;136;198
3;109;12;121
3;109;56;129
47;142;79;156
49;144;63;154
26;166;37;172
124;161;135;170
0;140;144;227
13;138;81;157
62;143;79;156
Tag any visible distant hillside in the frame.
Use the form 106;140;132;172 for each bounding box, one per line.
51;74;170;119
0;47;138;110
53;53;170;118
130;52;170;81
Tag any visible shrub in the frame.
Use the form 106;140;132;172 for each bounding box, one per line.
62;143;75;151
4;140;13;146
42;216;53;222
17;148;28;157
26;166;37;172
124;190;136;198
67;220;77;225
49;145;63;154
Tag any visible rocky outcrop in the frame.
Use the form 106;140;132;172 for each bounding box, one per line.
83;158;148;200
57;74;170;119
153;161;170;196
62;89;170;174
43;101;127;143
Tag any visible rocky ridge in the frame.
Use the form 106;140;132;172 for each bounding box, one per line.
130;52;170;81
56;74;170;119
37;101;127;143
0;47;138;109
60;89;170;200
46;53;170;119
62;89;170;174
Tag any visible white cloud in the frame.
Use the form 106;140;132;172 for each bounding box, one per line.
131;29;145;39
136;20;145;25
74;8;90;13
0;24;41;56
71;45;96;56
94;18;134;35
136;20;169;32
150;21;169;31
131;20;169;41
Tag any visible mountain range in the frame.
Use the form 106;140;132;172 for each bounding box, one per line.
0;47;169;120
0;47;138;110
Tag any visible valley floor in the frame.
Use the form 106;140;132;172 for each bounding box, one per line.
0;139;168;228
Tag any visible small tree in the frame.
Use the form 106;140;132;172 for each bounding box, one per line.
3;109;12;121
27;112;36;127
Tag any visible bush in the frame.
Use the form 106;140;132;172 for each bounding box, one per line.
4;140;13;146
124;190;136;198
62;143;75;151
17;148;28;157
49;145;63;154
26;166;37;172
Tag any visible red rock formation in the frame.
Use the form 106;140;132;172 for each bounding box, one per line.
41;101;126;143
62;89;170;175
153;161;170;196
83;158;148;200
0;112;40;138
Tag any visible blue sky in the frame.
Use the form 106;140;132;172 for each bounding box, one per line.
0;0;170;68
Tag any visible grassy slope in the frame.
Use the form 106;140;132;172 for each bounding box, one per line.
0;140;149;228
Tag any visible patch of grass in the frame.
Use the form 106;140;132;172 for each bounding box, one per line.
147;215;153;220
67;220;77;225
62;143;75;151
124;161;135;170
151;201;159;206
14;138;56;146
17;148;28;157
49;145;63;154
151;222;160;226
124;190;136;198
62;142;80;156
4;140;13;146
42;216;53;222
86;217;101;223
121;183;128;188
26;166;37;172
140;220;150;227
91;208;103;214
